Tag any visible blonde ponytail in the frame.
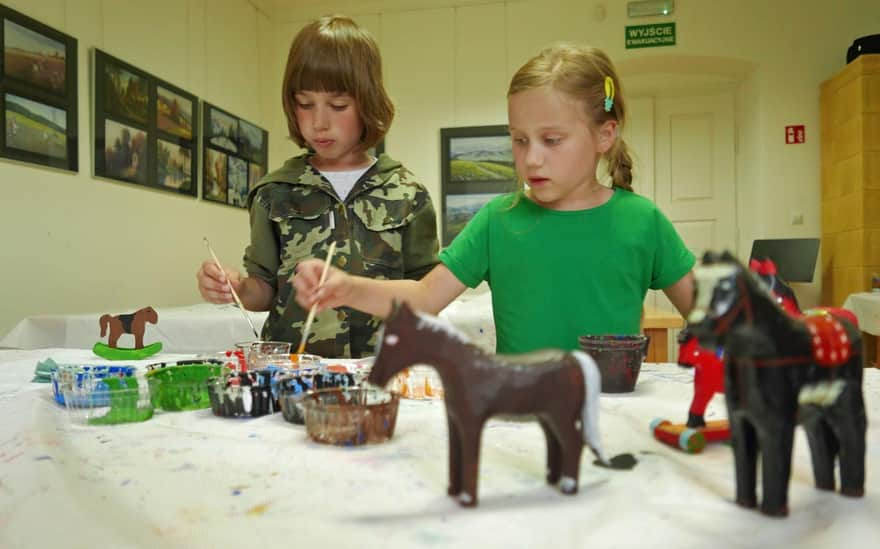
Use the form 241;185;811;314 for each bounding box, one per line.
606;138;633;192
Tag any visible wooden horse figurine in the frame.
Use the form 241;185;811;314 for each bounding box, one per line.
678;257;860;430
687;251;866;517
99;306;158;348
368;301;630;508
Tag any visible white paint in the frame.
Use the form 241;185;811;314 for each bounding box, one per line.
798;379;846;407
459;492;472;505
689;264;738;323
384;334;399;346
560;476;577;493
572;350;607;465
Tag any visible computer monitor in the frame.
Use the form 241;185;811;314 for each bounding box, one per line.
749;238;820;283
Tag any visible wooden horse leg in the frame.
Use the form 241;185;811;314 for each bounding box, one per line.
758;422;794;517
556;423;584;495
538;420;562;485
108;326;120;348
833;403;867;497
134;324;144;348
446;414;463;497
729;415;758;509
800;407;837;491
457;421;485;507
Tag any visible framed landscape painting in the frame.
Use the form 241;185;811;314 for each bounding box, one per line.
202;102;268;209
440;125;516;245
93;49;198;196
0;5;78;171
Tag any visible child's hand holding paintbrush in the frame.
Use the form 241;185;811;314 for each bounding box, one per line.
294;242;337;354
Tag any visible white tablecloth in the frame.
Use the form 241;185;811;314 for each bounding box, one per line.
0;291;497;354
843;292;880;336
0;286;676;356
1;349;878;548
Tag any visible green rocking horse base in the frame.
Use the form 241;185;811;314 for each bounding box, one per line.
93;341;163;361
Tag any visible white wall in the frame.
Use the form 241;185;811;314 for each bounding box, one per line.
0;0;278;336
2;0;879;337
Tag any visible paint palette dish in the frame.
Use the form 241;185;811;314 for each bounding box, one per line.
52;364;136;406
62;375;153;426
145;360;225;411
208;366;289;418
279;368;359;425
302;387;400;446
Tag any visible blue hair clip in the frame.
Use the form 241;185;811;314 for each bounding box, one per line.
604;76;615;112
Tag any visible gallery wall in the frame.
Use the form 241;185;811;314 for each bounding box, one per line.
0;0;277;336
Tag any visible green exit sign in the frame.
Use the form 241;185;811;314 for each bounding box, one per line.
625;22;676;49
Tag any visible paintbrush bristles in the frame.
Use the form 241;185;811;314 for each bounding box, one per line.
203;237;261;341
297;241;338;355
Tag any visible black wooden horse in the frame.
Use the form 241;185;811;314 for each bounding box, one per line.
368;301;614;507
687;251;866;517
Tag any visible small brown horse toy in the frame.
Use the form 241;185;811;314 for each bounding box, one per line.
99;306;158;348
368;302;630;508
688;251;866;517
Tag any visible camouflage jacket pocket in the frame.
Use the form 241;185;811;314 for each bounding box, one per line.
350;204;410;273
267;192;334;275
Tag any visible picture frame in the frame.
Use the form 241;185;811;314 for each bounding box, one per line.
201;102;268;209
0;5;78;171
440;125;516;245
93;49;198;196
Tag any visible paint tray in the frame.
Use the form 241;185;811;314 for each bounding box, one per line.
302;387;399;446
62;376;153;425
145;360;225;411
52;364;136;406
279;367;358;425
208;366;289;418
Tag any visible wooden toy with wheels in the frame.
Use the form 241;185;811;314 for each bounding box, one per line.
650;418;731;454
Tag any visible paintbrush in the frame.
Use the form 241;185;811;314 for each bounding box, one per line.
203;237;261;341
297;241;337;355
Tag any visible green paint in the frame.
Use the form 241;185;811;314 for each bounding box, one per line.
93;341;163;361
147;363;224;411
87;377;153;425
625;22;676;49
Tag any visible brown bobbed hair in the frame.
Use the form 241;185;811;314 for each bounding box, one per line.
282;15;394;151
508;44;634;192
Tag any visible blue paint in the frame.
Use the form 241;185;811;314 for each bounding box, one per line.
34;455;52;461
232;489;242;496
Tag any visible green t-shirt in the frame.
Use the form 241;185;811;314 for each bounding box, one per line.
439;190;695;354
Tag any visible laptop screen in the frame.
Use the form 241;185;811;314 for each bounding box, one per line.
748;238;820;283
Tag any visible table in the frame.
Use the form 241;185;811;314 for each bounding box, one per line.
1;349;877;548
843;292;880;366
0;296;498;354
0;297;683;361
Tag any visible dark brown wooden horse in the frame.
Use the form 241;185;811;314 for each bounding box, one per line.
368;301;611;507
99;306;158;348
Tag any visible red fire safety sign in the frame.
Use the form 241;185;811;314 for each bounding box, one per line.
785;125;805;144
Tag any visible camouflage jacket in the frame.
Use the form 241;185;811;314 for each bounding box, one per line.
244;153;439;358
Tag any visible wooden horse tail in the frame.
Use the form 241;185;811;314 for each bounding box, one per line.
99;314;112;338
572;351;608;464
